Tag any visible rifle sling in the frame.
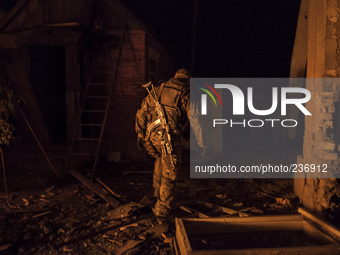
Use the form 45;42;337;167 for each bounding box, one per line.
156;81;166;102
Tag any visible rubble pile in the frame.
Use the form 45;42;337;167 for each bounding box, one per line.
0;163;303;254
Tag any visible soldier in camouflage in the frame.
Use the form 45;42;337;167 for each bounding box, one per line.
135;69;206;218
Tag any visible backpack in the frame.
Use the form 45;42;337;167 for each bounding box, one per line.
144;78;188;157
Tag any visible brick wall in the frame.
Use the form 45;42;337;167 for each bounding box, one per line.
294;0;340;216
101;30;174;162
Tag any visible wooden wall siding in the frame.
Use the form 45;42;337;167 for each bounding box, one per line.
65;44;81;141
12;28;80;46
42;0;84;25
2;0;91;32
0;0;175;161
4;0;83;32
3;48;51;143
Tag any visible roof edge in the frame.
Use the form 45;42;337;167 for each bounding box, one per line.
0;0;32;32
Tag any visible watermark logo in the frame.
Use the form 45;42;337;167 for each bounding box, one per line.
197;82;222;115
199;84;311;116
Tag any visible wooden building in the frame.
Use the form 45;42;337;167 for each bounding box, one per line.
0;0;174;173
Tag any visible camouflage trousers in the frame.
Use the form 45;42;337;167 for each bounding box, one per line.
150;132;182;217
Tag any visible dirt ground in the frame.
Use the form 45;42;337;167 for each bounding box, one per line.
0;151;311;254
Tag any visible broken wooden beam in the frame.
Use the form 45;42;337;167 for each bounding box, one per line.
95;177;121;198
69;169;120;207
179;206;210;219
32;211;51;218
198;201;250;217
298;207;340;243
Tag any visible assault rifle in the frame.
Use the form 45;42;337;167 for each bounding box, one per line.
142;81;175;168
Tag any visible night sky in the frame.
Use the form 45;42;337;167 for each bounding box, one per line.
0;0;302;78
120;0;301;78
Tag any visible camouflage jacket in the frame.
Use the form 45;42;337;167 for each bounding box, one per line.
135;78;190;140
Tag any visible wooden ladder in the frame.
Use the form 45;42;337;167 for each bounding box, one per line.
66;26;128;179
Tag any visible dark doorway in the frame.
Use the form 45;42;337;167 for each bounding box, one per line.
29;46;66;143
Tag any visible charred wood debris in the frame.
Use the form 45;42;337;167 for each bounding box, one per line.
0;159;323;255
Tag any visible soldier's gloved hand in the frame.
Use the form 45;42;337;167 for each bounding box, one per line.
137;137;144;150
200;146;207;156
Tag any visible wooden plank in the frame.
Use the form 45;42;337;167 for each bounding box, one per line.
181;214;303;223
173;179;242;211
178;216;304;236
299;207;340;242
45;22;80;27
175;218;192;255
183;245;340;255
303;220;338;245
198;201;250;217
179;206;210;219
176;214;340;255
182;221;303;235
173;236;180;255
12;30;80;45
65;91;76;142
69;169;120;207
65;44;80;142
95;177;121;198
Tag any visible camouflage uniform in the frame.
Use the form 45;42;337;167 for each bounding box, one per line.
135;69;191;217
190;96;205;153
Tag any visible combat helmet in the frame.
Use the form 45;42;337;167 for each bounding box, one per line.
174;68;190;80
